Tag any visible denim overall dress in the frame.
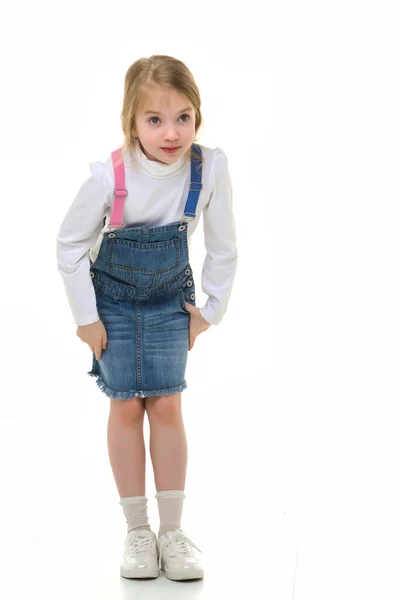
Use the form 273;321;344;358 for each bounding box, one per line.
87;143;203;400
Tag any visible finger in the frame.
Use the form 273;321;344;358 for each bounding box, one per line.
189;334;195;351
102;334;107;350
95;346;102;361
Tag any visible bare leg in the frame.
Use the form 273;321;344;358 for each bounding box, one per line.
145;393;188;491
107;397;146;497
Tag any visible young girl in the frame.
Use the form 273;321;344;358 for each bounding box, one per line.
56;54;238;581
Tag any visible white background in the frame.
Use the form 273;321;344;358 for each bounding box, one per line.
0;1;399;598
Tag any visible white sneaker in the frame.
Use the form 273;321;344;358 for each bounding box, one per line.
157;528;204;581
120;529;159;579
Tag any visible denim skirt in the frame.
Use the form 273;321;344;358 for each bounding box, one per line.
88;285;191;399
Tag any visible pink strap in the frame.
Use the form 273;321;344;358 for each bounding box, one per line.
109;148;127;229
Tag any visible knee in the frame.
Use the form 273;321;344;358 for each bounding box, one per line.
145;393;182;425
110;397;145;427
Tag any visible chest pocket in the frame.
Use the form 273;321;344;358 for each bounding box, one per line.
106;237;180;288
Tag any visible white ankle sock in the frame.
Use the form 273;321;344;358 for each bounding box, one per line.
155;490;185;537
119;495;151;533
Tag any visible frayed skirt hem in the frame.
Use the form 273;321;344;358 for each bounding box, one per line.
87;372;187;399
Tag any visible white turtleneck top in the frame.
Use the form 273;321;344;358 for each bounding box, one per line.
56;143;238;326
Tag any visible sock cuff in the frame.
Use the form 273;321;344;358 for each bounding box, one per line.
119;495;148;505
155;490;185;499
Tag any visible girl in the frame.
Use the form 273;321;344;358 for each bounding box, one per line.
56;55;238;581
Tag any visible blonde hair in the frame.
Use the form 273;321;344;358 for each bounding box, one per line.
116;55;204;170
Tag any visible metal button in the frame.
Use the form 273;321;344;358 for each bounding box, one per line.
108;233;116;238
178;225;186;232
186;280;193;287
185;268;191;276
190;293;195;300
90;272;94;278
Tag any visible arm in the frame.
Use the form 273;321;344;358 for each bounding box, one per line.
56;161;111;326
199;148;238;326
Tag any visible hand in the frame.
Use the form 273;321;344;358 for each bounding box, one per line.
185;303;212;351
76;319;108;360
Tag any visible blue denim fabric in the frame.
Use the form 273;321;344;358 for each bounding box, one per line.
87;222;196;399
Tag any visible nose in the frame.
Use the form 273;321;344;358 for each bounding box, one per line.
164;124;179;142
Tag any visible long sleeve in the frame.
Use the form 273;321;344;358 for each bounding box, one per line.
199;148;238;326
56;162;111;326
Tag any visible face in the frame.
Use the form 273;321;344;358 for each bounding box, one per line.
132;86;196;164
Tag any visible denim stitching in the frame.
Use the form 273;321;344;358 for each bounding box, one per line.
106;238;180;282
135;301;142;391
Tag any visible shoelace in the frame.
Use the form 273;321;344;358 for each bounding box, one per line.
158;531;202;570
128;533;155;555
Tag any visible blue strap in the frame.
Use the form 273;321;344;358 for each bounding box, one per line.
183;144;203;219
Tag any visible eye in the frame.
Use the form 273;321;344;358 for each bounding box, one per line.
148;114;191;125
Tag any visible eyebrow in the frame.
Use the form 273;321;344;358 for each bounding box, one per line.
144;106;193;115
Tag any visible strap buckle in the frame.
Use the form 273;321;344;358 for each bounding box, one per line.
181;213;195;223
114;188;128;197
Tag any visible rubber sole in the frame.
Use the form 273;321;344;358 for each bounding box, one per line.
164;568;204;581
120;567;159;579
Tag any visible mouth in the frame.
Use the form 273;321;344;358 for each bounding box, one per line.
161;146;181;154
